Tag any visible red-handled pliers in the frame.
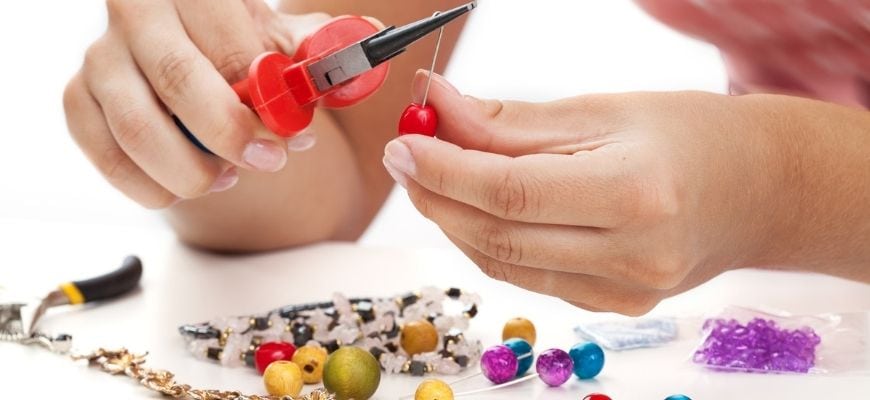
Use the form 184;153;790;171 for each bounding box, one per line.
177;2;476;151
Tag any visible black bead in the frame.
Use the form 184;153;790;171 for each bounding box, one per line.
439;349;453;358
243;350;256;367
383;323;401;339
454;355;470;367
178;325;221;339
463;304;478;318
443;329;464;348
385;342;399;353
446;287;462;299
206;347;222;361
356;301;375;323
409;361;426;376
370;347;386;361
291;322;313;347
400;293;418;307
324;340;340;353
426;313;438;324
253;317;270;330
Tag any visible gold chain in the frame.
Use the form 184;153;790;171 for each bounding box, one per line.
71;348;335;400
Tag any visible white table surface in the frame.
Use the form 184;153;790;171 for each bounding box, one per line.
1;219;869;399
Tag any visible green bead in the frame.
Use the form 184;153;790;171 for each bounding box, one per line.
323;347;381;400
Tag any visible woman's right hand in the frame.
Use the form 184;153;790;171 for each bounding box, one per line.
63;0;331;208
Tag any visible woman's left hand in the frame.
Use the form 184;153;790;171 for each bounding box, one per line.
383;71;870;315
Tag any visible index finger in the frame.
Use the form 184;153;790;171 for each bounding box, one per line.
385;135;652;228
112;0;287;172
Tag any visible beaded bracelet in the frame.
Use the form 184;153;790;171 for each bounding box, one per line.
179;287;482;377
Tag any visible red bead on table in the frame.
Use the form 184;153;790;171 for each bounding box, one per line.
583;394;613;400
255;341;297;375
398;103;438;136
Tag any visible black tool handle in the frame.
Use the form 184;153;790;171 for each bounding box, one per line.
70;255;143;303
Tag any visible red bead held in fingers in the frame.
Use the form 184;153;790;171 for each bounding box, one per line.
255;341;297;375
583;394;613;400
398;103;438;136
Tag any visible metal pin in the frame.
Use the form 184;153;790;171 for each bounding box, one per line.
421;12;445;108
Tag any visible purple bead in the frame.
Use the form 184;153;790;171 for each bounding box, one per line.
480;345;518;384
536;348;574;386
693;318;821;373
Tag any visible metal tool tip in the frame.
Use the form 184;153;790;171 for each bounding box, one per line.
467;1;477;10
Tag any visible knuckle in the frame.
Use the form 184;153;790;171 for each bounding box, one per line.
143;191;178;210
488;167;532;219
408;186;435;219
154;50;197;101
618;294;661;317
178;169;216;199
96;145;134;186
62;76;82;116
621;253;687;290
476;221;522;265
113;108;155;152
477;256;513;283
212;49;251;82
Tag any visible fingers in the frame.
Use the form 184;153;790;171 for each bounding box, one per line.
83;37;241;200
64;73;178;208
108;0;287;172
444;232;663;316
410;70;630;156
385;135;660;228
175;0;264;82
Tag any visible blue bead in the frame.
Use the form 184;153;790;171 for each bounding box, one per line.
569;342;605;379
503;338;534;376
664;395;692;400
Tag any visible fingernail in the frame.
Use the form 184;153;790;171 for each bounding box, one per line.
287;131;317;152
210;168;239;193
384;140;416;176
383;157;408;189
243;139;287;172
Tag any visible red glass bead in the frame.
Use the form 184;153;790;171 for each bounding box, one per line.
255;341;297;375
583;394;612;400
398;103;438;137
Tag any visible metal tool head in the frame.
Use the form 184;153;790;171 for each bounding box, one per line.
307;1;476;92
0;302;27;341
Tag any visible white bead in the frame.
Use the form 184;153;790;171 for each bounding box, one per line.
434;358;462;375
187;339;218;360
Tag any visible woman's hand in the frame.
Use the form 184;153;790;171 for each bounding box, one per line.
64;0;331;208
384;71;870;315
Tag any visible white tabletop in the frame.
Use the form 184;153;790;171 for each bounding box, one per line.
1;219;869;399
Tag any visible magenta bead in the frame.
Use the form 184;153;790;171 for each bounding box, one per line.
480;345;519;384
536;348;574;386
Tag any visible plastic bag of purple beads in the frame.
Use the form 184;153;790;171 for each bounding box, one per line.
691;306;870;375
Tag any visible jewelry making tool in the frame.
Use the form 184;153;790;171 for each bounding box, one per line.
178;2;477;152
397;11;445;137
0;255;142;351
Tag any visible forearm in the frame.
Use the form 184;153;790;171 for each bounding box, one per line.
166;0;469;252
744;94;870;281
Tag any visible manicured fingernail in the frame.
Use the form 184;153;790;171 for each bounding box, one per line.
384;140;416;176
210;168;239;193
243;139;287;172
287;131;316;152
383;157;408;189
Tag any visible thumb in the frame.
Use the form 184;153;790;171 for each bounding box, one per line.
412;70;626;156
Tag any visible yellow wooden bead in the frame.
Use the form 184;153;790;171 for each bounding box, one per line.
291;345;328;384
502;317;537;346
263;360;303;397
415;379;454;400
401;320;439;356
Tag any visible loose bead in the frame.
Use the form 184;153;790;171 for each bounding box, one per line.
292;345;328;384
583;394;612;400
664;395;692;400
415;379;454;400
502;317;537;346
569;342;605;379
401;320;439;356
503;338;534;376
323;347;381;400
255;341;296;375
263;360;303;397
480;345;518;384
536;348;574;387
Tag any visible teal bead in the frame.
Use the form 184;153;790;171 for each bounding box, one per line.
665;396;692;400
569;342;605;379
503;338;533;376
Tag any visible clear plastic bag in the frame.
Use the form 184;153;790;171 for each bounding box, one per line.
690;306;870;375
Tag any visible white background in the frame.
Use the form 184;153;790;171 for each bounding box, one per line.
4;1;868;399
